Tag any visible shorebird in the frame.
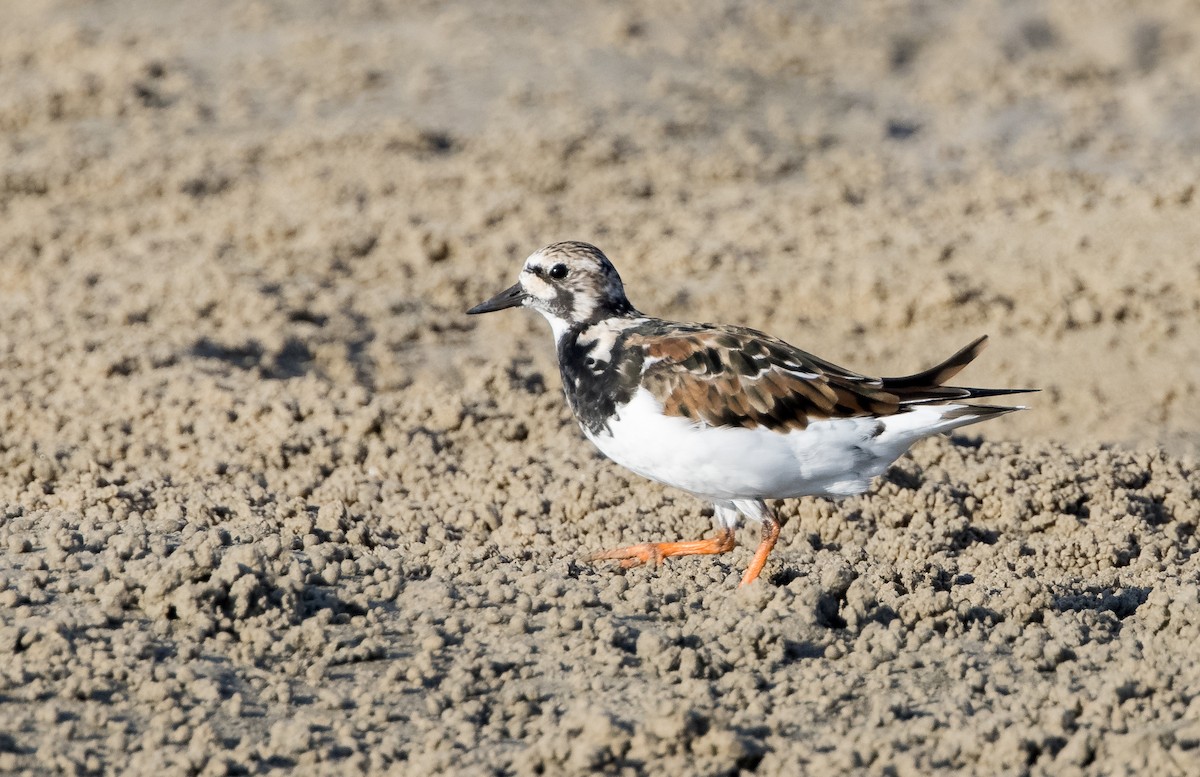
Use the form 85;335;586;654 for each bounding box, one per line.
468;241;1031;585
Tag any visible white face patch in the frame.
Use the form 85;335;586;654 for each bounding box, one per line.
521;262;571;341
570;293;597;322
520;266;555;303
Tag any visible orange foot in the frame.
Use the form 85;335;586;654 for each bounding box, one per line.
585;528;736;570
738;517;781;587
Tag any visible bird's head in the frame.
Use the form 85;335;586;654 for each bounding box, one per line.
467;241;637;339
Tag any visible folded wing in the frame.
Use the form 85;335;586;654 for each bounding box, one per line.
628;328;1032;432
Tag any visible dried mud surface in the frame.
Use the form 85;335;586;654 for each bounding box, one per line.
2;1;1199;775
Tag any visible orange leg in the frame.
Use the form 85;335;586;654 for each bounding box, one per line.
586;527;736;570
739;513;781;587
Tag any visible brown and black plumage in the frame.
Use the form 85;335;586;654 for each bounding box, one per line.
629;328;1030;433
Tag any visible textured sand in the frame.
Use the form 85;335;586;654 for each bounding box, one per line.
2;0;1199;774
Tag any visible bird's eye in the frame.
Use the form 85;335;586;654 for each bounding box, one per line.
549;264;568;280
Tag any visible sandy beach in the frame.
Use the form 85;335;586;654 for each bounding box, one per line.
1;1;1198;774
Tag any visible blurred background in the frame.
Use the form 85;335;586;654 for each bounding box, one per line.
2;0;1198;454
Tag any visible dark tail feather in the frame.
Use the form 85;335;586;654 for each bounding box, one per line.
940;404;1027;423
882;335;1038;405
894;385;1040;405
882;335;989;390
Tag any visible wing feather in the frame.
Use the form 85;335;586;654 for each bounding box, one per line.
625;325;1017;432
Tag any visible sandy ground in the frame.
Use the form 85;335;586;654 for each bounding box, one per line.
1;0;1199;774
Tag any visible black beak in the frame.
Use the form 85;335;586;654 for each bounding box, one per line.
466;282;527;315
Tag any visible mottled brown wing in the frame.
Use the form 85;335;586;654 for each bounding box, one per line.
627;326;904;431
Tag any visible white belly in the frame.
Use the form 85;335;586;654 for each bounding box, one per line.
582;388;903;500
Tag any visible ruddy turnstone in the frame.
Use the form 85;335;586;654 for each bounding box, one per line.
468;241;1033;586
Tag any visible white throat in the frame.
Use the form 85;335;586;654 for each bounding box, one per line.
539;309;572;343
